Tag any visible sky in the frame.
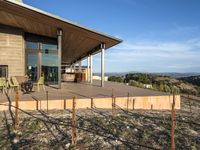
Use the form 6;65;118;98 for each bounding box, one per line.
24;0;200;73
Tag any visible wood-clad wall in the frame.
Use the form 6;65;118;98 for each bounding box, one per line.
0;25;25;77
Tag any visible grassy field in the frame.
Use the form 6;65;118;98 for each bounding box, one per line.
0;97;200;149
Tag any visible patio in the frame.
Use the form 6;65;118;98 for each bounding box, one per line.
0;80;180;110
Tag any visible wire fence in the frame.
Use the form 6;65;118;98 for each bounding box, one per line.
0;89;200;149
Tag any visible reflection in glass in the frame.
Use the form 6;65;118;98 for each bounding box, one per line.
26;42;38;49
42;52;58;84
27;53;38;81
42;44;57;51
26;40;58;85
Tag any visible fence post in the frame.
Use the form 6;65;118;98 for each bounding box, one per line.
151;104;153;110
15;89;19;128
111;89;115;117
91;97;94;108
40;99;42;110
46;91;49;112
64;99;66;110
114;97;116;116
127;92;129;112
171;90;176;150
132;99;135;110
36;100;39;110
188;94;192;113
72;96;76;145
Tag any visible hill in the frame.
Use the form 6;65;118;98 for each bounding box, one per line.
179;75;200;87
108;73;200;96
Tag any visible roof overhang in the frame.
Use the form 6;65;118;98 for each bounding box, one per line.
0;0;122;64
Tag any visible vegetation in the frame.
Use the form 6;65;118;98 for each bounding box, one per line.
108;73;200;95
108;76;124;83
0;97;199;149
179;75;200;86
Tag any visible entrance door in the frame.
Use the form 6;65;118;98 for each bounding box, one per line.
26;42;39;82
41;43;58;85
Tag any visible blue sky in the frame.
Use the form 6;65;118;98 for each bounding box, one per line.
24;0;200;73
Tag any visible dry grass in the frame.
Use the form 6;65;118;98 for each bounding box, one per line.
0;97;200;149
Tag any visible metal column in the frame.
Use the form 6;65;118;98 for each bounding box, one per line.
87;57;90;82
57;29;63;89
90;55;93;84
101;44;105;87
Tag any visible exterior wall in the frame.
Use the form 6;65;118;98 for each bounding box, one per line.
0;95;181;111
0;25;25;77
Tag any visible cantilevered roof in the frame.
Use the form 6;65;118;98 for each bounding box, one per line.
0;0;122;64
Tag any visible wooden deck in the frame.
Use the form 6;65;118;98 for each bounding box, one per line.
0;80;180;110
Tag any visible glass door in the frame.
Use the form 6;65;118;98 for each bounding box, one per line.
41;43;58;85
26;42;39;82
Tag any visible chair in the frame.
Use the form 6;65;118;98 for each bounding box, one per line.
8;77;19;92
33;76;45;92
0;77;6;94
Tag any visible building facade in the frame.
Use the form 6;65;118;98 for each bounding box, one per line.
0;0;122;87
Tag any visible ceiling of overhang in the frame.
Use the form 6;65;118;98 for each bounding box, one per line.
0;1;121;64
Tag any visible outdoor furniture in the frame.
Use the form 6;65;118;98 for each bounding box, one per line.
0;77;6;94
75;73;82;83
62;73;75;82
15;76;28;84
8;77;19;92
21;81;33;94
33;76;45;92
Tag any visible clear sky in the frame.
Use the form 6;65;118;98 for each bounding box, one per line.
24;0;200;73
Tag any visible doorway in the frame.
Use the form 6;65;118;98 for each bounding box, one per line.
26;40;58;85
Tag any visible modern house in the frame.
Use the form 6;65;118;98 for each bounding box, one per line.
0;0;181;111
0;0;122;88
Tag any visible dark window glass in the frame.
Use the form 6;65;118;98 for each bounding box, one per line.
0;65;8;78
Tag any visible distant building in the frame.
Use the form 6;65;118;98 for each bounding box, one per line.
93;76;108;81
143;84;153;89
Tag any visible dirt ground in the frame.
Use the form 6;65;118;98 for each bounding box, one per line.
0;97;200;150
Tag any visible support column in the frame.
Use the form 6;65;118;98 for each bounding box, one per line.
87;57;90;82
57;29;63;89
78;61;82;72
101;43;105;87
37;43;42;80
73;63;76;72
70;65;72;73
90;55;93;84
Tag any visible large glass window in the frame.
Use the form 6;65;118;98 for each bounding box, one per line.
26;41;38;49
26;36;58;85
41;43;58;84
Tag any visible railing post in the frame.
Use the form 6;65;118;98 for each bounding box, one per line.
15;89;19;128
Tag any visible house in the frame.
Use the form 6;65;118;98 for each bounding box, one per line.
0;0;122;88
0;0;181;111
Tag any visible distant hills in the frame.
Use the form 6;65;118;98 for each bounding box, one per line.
106;72;200;95
179;75;200;86
94;72;200;78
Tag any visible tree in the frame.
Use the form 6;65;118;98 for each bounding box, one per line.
108;76;123;83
